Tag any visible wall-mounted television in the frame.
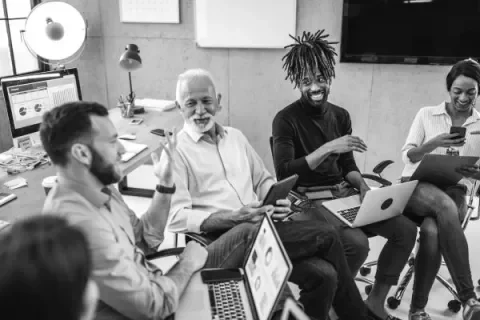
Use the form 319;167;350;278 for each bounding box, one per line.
341;0;480;65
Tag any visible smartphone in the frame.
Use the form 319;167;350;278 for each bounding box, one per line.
450;126;466;138
201;268;243;283
129;118;144;125
150;128;173;137
263;174;299;206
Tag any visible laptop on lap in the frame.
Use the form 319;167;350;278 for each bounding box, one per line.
174;214;293;320
322;180;418;228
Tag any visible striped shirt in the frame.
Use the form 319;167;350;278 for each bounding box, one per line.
401;101;480;189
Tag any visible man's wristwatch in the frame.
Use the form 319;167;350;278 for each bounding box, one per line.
156;184;176;194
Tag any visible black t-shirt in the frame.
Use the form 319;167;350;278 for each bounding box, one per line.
272;97;359;187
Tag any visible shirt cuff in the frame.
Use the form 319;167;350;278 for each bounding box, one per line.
187;210;213;234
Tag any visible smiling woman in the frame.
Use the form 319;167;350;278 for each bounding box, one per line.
0;0;42;77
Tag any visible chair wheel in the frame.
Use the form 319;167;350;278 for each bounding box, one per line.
365;284;372;295
448;300;461;313
387;297;400;309
360;267;371;276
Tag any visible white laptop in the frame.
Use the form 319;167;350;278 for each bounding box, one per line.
322;180;418;228
174;214;293;320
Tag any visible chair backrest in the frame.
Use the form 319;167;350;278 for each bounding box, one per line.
269;136;274;159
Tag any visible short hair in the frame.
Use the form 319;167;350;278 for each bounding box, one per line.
446;58;480;94
175;68;217;103
40;101;109;166
282;30;338;88
0;215;92;320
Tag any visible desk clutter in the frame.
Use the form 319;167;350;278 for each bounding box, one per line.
0;147;49;175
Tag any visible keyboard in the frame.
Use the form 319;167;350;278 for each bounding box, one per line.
207;280;247;320
338;206;360;223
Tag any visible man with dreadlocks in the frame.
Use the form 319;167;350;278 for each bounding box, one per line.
272;30;418;320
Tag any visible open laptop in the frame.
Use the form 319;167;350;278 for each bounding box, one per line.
174;214;293;320
322;180;418;228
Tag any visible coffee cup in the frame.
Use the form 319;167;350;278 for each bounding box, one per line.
42;176;57;195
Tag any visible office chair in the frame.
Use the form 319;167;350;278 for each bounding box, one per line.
384;180;480;313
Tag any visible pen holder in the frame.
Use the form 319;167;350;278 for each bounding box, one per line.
118;102;134;118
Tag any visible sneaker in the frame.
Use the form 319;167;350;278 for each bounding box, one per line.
463;299;480;320
409;311;432;320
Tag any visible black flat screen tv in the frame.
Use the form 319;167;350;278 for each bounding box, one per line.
341;0;480;65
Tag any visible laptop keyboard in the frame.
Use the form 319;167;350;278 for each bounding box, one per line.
207;280;247;320
338;206;361;222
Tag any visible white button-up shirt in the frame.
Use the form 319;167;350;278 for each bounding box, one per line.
166;124;276;234
401;101;480;189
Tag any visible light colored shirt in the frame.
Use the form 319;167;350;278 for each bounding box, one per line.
401;101;480;189
43;177;179;320
166;124;276;234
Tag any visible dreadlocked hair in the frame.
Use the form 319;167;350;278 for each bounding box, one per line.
282;30;338;88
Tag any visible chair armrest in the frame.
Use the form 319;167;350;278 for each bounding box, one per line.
361;174;392;187
372;160;394;175
185;232;213;246
146;247;185;260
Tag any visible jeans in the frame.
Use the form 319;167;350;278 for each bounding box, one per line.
298;182;417;285
205;219;369;320
402;181;476;309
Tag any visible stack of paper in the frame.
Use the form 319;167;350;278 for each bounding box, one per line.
0;219;10;231
120;140;148;162
135;98;176;111
4;177;28;190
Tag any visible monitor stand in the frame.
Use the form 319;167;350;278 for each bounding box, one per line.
12;132;42;151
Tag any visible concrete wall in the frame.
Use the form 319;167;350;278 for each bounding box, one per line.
97;0;456;182
2;0;462;183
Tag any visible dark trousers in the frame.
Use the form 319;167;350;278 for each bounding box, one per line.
297;182;417;286
205;219;369;320
402;181;476;308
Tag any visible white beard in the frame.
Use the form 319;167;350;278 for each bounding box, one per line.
186;115;216;133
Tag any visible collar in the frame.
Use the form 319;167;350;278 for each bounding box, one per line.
299;96;329;117
432;102;449;116
432;101;480;125
183;122;227;143
57;175;111;208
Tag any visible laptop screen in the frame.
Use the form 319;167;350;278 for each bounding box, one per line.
245;216;291;320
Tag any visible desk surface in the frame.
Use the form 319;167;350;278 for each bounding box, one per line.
0;107;184;222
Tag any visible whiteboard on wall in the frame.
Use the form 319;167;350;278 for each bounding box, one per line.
119;0;180;23
194;0;297;49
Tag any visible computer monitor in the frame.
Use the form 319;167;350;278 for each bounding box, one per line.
1;68;82;150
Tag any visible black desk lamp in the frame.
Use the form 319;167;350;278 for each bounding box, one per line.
119;44;144;113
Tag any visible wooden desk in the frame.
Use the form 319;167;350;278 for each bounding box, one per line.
0;107;184;222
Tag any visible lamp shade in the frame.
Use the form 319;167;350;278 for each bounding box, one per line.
119;44;142;71
23;1;87;65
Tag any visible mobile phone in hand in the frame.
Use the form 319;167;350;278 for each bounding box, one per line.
450;126;466;138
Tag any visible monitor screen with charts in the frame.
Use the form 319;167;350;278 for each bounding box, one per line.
1;68;82;149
